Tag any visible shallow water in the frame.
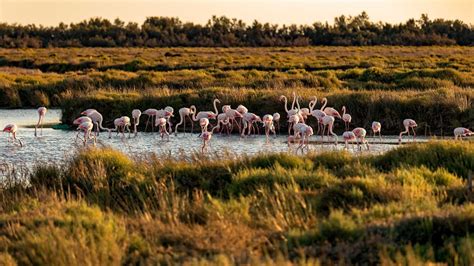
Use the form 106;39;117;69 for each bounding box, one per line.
0;109;427;170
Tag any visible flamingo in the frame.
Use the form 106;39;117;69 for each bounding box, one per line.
263;114;276;141
3;124;23;147
242;113;261;137
191;99;220;125
371;121;382;141
216;113;231;135
296;96;311;123
342;131;356;150
200;125;219;153
399;119;417;144
341;106;352;130
295;124;313;153
309;96;326;136
280;94;299;134
76;121;96;146
224;108;243;134
157;117;170;141
321;98;341;119
164;106;174;132
352;127;369;150
321;115;337;145
174;106;195;135
108;116;131;139
454;127;473;140
222;105;231;113
132;109;141;137
73;116;92;140
236;105;248;115
154;109;174;130
35;107;47;137
199;118;210;135
273;112;281;133
81;109;108;136
143;108;159;132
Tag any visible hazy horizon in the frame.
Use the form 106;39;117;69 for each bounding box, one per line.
1;0;473;27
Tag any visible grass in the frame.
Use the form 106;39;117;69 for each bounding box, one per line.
1;141;473;264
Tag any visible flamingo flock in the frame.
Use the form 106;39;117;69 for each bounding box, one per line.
2;97;473;153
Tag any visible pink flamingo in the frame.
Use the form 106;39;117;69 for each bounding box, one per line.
164;106;174;132
73;116;92;140
371;121;382;141
76;121;96;146
216;113;231;135
35;107;47;137
154;109;174;130
341;106;352;130
309;96;326;136
81;109;108;136
3;124;23;147
321;115;338;145
224;108;243;134
200;125;219;153
199;118;210;135
273;112;281;133
174;106;195;135
321;98;341;119
108;116;131;139
191;99;220;125
454;127;473;140
296;96;311;123
352;127;369;150
342;131;356;150
242;113;261;137
263;114;276;141
295;124;313;153
157;117;170;141
399;119;417;144
280;93;299;134
132;109;141;137
143;108;159;132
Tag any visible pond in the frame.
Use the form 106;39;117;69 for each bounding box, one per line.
0;109;428;170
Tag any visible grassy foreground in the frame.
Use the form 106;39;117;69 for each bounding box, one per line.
1;141;473;264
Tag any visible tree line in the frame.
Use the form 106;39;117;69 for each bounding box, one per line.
0;12;472;47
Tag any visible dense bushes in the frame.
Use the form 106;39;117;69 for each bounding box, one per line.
1;13;472;47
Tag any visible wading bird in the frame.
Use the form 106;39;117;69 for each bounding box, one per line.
35;107;47;137
191;99;220;125
143;108;159;132
174;106;195;135
321;115;338;145
371;121;382;141
132;109;141;137
321;98;341;119
454;127;473;140
262;114;276;141
341;106;352;130
108;116;131;139
295;124;313;153
76;121;96;146
3;124;23;147
342;131;356;150
399;119;417;144
81;109;108;136
352;127;369;150
157;117;170;141
272;112;281;133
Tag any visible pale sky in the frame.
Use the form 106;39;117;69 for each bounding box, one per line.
1;0;473;26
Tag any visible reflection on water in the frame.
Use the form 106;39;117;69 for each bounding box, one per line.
0;109;426;170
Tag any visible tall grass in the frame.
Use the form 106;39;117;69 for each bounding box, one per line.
1;141;473;264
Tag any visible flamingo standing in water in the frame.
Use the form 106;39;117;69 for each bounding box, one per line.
200;125;219;153
321;98;341;119
224;108;243;134
309;97;326;136
132;109;141;137
280;93;299;134
3;124;23;147
157;117;170;141
352;127;369;150
321;115;338;145
73;116;92;140
242;112;261;137
295;124;313;153
262;114;276;141
199;118;210;135
342;131;356;150
341;106;352;130
273;112;281;134
81;109;108;136
454;127;473;140
216;113;231;135
191;99;220;126
108;116;131;139
77;121;96;146
35;107;47;137
143;108;159;132
174;106;195;135
399;119;417;144
371;121;382;141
